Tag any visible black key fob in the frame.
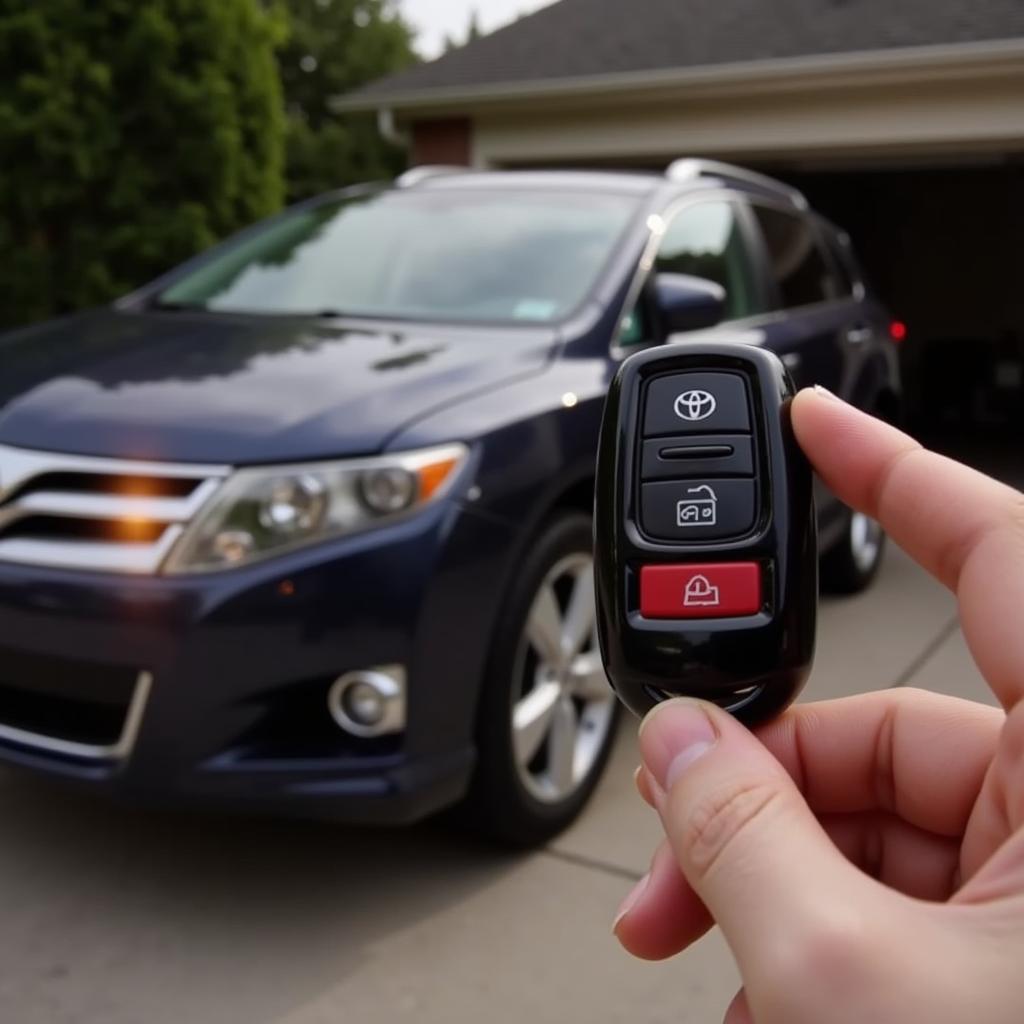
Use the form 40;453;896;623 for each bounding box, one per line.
594;343;817;725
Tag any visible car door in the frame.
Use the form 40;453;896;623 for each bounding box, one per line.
745;202;848;394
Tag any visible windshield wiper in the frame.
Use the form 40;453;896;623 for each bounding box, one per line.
148;299;207;313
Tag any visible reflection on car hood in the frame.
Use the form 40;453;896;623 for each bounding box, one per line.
0;309;556;463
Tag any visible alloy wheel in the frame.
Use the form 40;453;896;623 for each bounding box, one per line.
849;511;883;574
510;553;616;804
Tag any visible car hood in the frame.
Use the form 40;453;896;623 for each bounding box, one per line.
0;309;557;463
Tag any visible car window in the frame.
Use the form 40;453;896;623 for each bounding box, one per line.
617;200;760;349
751;205;842;309
655;201;760;321
158;189;640;325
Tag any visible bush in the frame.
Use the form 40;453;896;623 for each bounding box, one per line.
0;0;287;329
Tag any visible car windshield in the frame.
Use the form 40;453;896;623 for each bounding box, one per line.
157;188;640;324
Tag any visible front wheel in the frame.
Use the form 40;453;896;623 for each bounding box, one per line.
820;507;886;594
462;512;620;847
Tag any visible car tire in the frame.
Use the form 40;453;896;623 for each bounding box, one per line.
820;506;886;594
460;511;620;847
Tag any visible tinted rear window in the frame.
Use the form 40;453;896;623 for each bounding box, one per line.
752;205;841;309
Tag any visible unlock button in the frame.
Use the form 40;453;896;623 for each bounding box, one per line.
640;479;757;541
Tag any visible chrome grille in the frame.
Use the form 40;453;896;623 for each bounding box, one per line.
0;444;229;573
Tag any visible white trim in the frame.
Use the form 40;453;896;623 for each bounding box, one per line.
0;671;153;762
331;38;1024;114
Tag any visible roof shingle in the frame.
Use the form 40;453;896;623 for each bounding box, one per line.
352;0;1024;102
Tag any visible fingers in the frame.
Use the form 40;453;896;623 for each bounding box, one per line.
792;389;1024;710
617;693;980;965
820;811;961;901
613;839;712;960
635;698;881;978
758;690;1003;837
615;804;958;962
639;691;1001;836
960;703;1024;892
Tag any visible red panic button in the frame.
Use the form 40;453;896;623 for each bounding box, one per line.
640;563;763;620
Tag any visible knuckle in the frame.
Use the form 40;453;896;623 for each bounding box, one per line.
673;779;781;880
758;912;880;1009
761;917;872;1011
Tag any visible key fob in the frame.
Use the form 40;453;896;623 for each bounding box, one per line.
594;342;817;724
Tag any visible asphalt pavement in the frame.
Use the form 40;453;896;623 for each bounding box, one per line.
0;535;997;1024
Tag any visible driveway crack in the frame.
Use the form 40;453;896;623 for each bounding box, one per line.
541;846;644;882
891;614;961;689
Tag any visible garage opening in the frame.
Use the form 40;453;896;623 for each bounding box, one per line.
779;163;1024;440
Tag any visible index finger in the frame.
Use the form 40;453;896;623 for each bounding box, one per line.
793;388;1024;711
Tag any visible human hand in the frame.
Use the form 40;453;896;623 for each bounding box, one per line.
612;387;1024;1023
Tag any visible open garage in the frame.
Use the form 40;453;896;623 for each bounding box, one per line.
784;160;1024;436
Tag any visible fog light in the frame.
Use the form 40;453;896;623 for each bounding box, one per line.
327;666;406;738
342;681;386;727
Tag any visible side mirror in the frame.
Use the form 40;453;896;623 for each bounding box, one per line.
653;273;726;335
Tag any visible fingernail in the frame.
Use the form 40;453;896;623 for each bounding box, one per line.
613;872;649;932
639;699;717;793
633;765;655;807
813;384;839;401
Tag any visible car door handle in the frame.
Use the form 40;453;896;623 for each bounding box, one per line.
846;326;872;345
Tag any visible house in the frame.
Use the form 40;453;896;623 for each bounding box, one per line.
335;0;1024;429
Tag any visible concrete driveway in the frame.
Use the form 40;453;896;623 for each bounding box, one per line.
0;543;995;1024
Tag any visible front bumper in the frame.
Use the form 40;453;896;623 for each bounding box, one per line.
0;499;515;824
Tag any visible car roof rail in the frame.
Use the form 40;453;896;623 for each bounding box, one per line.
395;165;470;188
666;158;808;209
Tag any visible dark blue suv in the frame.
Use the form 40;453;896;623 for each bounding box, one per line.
0;161;900;844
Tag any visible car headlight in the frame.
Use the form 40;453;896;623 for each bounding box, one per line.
161;443;469;574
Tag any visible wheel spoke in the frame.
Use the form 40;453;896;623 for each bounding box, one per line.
561;564;595;659
527;583;565;670
512;679;562;766
569;650;611;701
547;695;578;795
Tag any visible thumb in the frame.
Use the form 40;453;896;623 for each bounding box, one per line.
639;698;875;977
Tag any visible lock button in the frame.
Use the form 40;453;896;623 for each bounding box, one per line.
640;562;763;619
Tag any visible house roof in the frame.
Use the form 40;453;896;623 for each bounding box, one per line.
346;0;1024;107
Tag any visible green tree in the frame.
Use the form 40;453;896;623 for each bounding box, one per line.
444;8;483;53
279;0;416;202
0;0;286;329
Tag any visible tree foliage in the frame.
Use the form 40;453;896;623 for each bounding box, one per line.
443;8;483;53
279;0;416;203
0;0;286;328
